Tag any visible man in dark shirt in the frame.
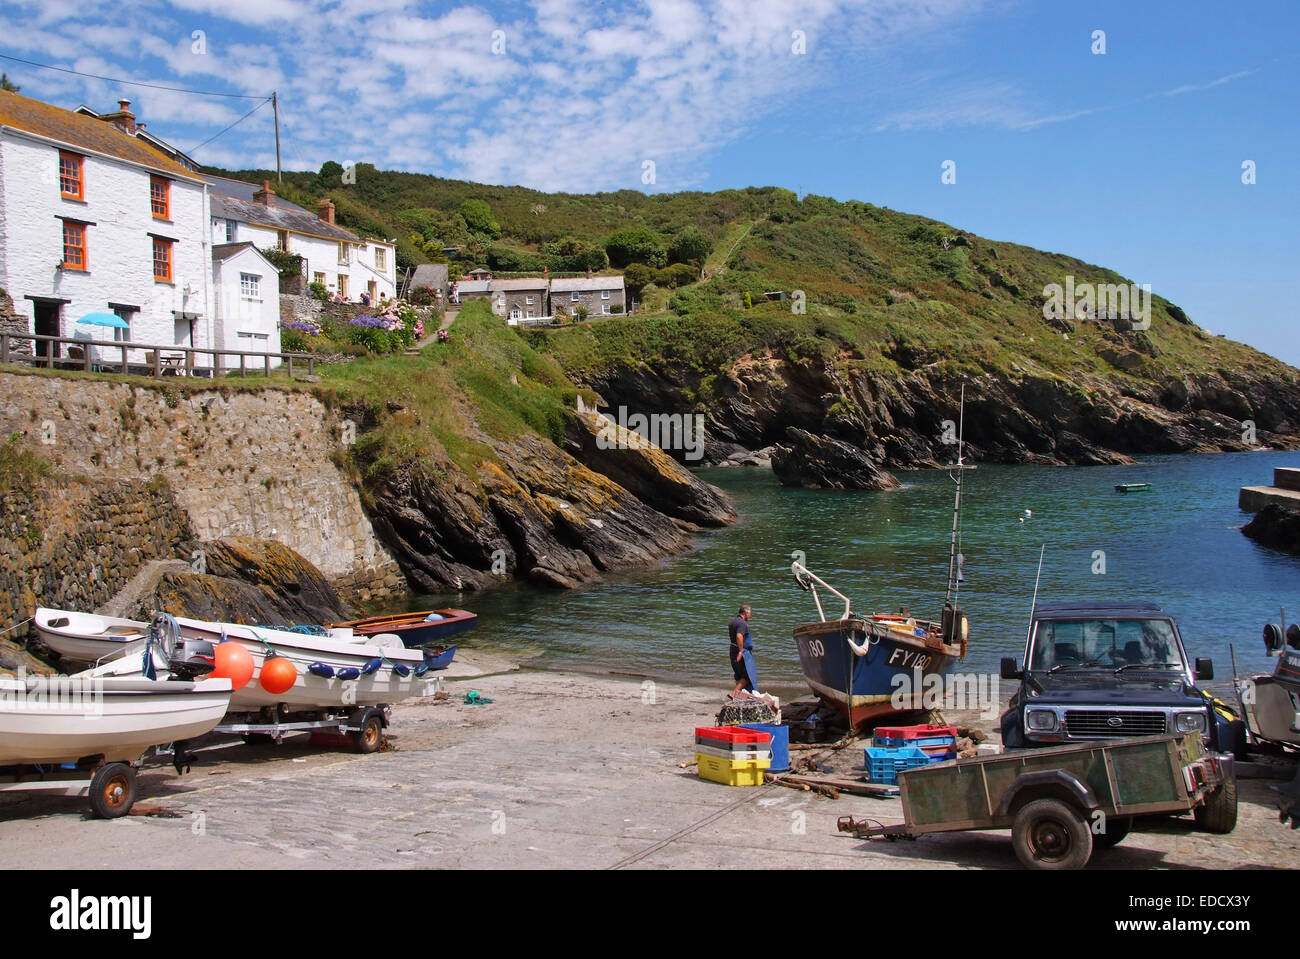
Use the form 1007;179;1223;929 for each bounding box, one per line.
729;605;757;695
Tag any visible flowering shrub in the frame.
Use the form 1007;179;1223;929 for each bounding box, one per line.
346;301;420;353
279;317;323;352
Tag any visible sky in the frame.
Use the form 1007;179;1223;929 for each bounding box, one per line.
2;0;1297;366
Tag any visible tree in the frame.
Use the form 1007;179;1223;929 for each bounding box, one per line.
669;225;712;265
624;262;656;299
319;160;343;181
605;227;667;268
1;74;19;92
459;198;500;237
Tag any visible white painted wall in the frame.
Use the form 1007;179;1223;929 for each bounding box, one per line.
212;246;282;371
209;216;396;303
0;127;212;368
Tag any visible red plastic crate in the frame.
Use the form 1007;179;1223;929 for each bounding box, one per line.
872;724;958;742
695;726;772;748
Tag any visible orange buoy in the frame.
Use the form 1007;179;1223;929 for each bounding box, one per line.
259;655;298;695
210;642;254;691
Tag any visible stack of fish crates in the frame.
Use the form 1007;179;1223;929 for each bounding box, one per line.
694;726;772;786
863;745;931;785
872;724;959;763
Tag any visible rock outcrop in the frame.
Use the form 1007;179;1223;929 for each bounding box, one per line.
1242;504;1300;556
770;427;900;490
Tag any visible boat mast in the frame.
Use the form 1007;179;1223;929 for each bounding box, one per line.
944;384;966;606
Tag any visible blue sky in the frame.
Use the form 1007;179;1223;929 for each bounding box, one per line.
3;0;1297;366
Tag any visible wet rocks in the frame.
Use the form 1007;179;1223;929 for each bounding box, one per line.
769;428;900;490
1242;504;1300;555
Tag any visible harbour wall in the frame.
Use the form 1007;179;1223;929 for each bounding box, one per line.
0;371;407;609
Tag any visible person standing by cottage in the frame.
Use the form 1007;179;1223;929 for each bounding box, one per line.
729;606;758;695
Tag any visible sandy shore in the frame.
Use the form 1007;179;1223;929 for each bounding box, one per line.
1;651;1296;869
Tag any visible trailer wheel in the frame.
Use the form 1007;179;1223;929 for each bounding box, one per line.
89;763;135;819
1194;779;1238;834
354;714;383;754
1012;798;1093;870
1092;816;1131;849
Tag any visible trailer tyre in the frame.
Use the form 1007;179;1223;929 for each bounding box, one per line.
89;763;135;819
1012;798;1093;870
1194;778;1238;834
354;714;383;754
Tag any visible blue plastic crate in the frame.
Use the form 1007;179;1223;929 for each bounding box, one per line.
874;734;957;750
925;750;956;763
741;722;789;772
863;745;930;784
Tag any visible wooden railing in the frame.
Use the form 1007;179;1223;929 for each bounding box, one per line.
0;333;316;378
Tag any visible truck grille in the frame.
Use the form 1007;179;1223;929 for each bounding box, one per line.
1064;710;1166;738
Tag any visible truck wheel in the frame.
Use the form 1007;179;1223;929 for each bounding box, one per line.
1092;816;1131;849
1194;779;1238;834
1012;799;1093;870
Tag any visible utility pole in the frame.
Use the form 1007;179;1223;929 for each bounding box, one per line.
272;91;282;183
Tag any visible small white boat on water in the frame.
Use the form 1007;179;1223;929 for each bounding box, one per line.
75;613;436;712
34;607;148;663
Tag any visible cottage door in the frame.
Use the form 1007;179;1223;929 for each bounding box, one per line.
33;301;61;360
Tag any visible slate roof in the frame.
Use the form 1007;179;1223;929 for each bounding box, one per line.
0;90;197;178
202;173;309;213
211;192;362;244
489;278;549;291
410;263;448;290
211;241;276;267
550;276;625;292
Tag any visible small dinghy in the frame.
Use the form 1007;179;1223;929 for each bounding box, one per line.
34;607;148;663
330;609;478;647
1115;483;1152;493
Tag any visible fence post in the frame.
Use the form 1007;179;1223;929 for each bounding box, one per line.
264;353;270;377
287;354;294;379
240;353;246;377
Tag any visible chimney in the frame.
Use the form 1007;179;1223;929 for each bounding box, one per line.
543;266;549;280
104;98;136;135
137;122;147;133
317;198;335;225
587;267;593;278
252;180;276;208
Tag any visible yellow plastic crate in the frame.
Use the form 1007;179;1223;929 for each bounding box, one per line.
695;751;771;787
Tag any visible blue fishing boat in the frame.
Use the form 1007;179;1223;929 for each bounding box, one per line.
421;645;457;671
790;387;973;729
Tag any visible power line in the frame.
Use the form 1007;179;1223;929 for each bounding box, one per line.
188;97;273;154
0;52;268;99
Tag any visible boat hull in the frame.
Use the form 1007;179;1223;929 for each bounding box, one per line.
793;618;963;729
333;609;478;647
169;618;433;711
34;607;146;664
0;676;232;765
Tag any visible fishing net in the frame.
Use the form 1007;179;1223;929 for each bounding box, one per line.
716;699;778;726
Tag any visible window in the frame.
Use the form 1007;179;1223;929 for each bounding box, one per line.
338;242;348;264
240;273;260;298
225;219;237;243
59;152;84;199
277;230;288;251
374;247;386;271
525;295;534;305
62;222;87;270
571;291;580;302
337;274;348;298
150;177;170;219
601;289;611;299
111;307;134;343
236;331;270;352
313;271;326;286
152;238;173;282
602;304;610;315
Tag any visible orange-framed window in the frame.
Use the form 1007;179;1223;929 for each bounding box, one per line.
62;221;87;270
150;176;170;219
59;152;84;199
152;238;173;282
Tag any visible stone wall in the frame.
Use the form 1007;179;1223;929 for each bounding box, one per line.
0;371;407;605
0;290;33;362
0;477;191;669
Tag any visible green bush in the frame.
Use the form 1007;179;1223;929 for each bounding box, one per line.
668;225;712;265
605;227;667;268
654;262;699;289
309;281;329;301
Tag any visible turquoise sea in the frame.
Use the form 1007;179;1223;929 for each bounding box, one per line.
416;451;1300;698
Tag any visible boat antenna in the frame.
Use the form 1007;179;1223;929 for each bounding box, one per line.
944;383;968;605
1025;544;1046;650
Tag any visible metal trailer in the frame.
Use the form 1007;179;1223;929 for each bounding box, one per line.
0;760;142;819
838;733;1236;869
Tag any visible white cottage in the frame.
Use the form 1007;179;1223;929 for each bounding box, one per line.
211;242;282;370
208;182;396;303
0;91;215;369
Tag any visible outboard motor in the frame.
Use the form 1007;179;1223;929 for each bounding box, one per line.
1263;623;1285;655
149;613;216;680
